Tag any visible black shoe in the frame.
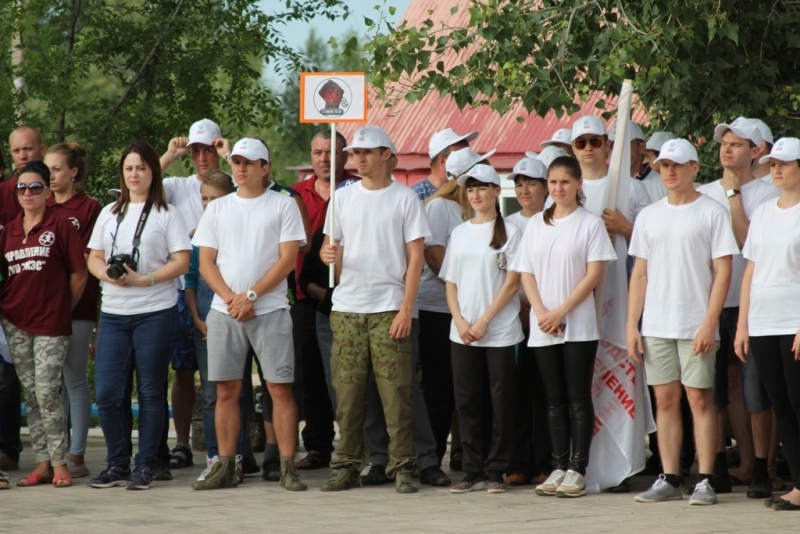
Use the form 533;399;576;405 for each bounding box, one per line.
242;454;260;476
419;466;451;487
0;451;19;471
169;444;193;469
361;465;391;486
261;457;281;482
603;480;630;493
712;472;732;494
152;466;173;481
747;473;772;499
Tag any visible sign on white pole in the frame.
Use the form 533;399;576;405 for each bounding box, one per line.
299;72;368;287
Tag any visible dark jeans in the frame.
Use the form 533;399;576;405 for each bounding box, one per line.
750;335;800;487
451;342;516;475
419;310;454;463
508;340;552;477
96;306;177;467
534;341;597;475
0;361;22;461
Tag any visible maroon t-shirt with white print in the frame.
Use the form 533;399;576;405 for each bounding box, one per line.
0;208;87;336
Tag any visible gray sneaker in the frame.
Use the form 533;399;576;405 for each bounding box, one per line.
635;475;683;503
192;459;237;490
689;478;717;505
395;468;418;494
320;468;360;492
280;460;307;491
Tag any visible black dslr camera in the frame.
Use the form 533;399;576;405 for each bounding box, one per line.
106;253;137;280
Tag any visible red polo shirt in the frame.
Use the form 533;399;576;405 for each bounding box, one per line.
0;173;21;218
0;208;87;336
48;190;103;322
292;172;359;300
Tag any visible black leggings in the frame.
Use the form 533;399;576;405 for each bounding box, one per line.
534;341;598;475
750;335;800;488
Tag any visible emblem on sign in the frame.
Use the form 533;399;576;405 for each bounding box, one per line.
315;78;352;117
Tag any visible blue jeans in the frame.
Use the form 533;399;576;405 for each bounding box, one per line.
95;306;178;467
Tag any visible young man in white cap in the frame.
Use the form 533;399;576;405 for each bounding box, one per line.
697;117;778;499
539;128;573;155
628;138;738;506
749;118;775;183
641;131;675;203
320;126;430;493
413;128;478;201
191;137;307;491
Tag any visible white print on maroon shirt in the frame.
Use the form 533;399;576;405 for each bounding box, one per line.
5;237;52;275
69;217;80;229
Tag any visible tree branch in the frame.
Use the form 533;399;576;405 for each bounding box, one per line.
58;0;82;143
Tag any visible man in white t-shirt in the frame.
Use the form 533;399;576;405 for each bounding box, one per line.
191;138;307;491
321;126;431;493
628;138;738;506
698;117;779;499
412;128;478;202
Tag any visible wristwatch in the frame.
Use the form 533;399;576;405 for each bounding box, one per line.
725;188;741;198
246;289;258;303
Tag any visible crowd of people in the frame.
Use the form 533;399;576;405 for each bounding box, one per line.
0;114;799;513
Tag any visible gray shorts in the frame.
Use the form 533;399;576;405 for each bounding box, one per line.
643;336;718;389
207;308;294;383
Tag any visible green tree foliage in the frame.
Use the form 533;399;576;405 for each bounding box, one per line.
359;0;800;169
0;0;348;196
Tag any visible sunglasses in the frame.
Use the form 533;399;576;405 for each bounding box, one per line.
15;183;47;196
572;137;604;150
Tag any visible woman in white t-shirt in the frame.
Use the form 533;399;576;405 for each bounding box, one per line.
86;141;191;491
515;156;617;498
734;138;800;511
441;164;523;494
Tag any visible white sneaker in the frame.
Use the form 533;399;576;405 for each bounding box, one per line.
196;455;219;482
556;470;586;498
535;469;565;496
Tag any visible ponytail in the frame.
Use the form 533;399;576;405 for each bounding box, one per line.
490;199;507;250
543;155;584;226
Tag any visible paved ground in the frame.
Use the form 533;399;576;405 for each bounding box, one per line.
1;436;797;533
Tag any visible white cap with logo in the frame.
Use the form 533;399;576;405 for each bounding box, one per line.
750;119;774;145
713;117;763;145
654;139;698;165
571;115;607;140
608;121;645;143
187;119;221;146
227;138;270;163
646;131;675;152
456;164;501;187
428;128;479;159
540;128;572;148
758;137;800;164
536;146;569;169
445;147;496;180
345;126;393;152
524;151;540;158
507;157;546;181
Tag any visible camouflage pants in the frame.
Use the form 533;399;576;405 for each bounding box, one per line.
329;311;416;477
1;320;69;466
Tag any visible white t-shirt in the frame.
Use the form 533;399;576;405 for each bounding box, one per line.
629;194;739;339
88;202;191;315
697;178;779;308
760;173;773;185
163;175;203;234
512;208;617;347
192;190;306;316
417;198;464;314
742;199;800;336
324;181;430;314
641;171;667;203
441;219;524;347
545;175;651;222
504;211;531;231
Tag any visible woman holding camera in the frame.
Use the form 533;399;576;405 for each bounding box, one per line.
0;161;87;488
87;141;190;491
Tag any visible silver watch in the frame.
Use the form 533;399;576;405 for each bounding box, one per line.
246;290;258;302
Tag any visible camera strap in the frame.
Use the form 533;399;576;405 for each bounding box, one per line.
110;200;154;259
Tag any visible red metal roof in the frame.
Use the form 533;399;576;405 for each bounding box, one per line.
337;0;648;174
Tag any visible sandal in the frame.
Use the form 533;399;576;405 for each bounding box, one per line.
450;448;463;471
17;472;53;487
295;451;330;471
169;444;194;469
0;471;9;490
53;473;72;488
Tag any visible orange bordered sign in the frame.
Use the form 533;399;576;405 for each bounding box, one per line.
299;72;367;123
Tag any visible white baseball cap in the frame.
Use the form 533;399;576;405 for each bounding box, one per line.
507;157;546;181
713;117;763;145
227;138;270;163
428;128;479;159
654;139;698;165
187;119;221;146
571;115;607;140
608;121;645;142
445;147;496;180
646;131;675;152
540;128;572;148
750;118;774;145
524;151;539;158
456;164;501;187
758;137;800;164
345;126;394;152
536;146;569;169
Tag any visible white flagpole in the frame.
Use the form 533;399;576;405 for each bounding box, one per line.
329;122;337;288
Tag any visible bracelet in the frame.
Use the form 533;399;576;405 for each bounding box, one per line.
148;271;156;287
